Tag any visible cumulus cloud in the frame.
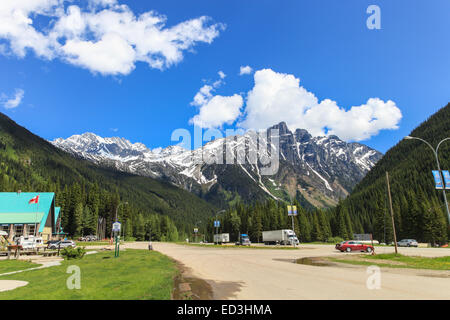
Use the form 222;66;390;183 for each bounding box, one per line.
0;1;224;75
239;65;253;75
190;75;243;128
218;71;226;79
1;89;25;109
239;69;402;141
190;94;243;128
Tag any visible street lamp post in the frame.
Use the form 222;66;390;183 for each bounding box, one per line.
404;136;450;223
115;201;128;222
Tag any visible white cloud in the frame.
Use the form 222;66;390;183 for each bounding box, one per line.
239;69;402;141
1;89;25;109
0;1;224;75
190;77;243;128
191;84;214;107
239;65;253;75
190;94;243;128
218;71;226;79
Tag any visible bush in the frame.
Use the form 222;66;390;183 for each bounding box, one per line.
327;236;345;243
60;246;86;260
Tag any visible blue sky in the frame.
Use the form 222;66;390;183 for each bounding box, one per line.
1;0;449;153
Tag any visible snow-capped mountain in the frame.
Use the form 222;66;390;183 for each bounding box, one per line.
51;122;382;208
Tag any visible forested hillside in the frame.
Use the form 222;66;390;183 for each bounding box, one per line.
340;103;450;244
206;199;337;243
0;113;216;240
210;104;450;245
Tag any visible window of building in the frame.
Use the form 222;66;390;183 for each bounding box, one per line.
28;224;36;236
14;224;23;236
1;224;9;234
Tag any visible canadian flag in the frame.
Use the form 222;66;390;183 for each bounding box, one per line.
28;195;39;204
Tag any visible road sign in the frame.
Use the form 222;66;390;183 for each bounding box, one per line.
112;221;121;232
432;170;444;189
214;220;220;228
194;228;198;233
442;170;450;190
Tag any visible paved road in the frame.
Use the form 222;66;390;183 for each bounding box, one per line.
125;242;450;300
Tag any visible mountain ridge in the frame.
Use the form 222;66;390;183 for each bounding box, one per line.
52;122;382;208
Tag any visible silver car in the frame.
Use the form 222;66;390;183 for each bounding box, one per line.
397;239;418;247
48;240;76;250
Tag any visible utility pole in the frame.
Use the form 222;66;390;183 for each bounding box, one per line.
386;171;398;254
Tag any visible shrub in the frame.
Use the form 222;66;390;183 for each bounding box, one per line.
327;236;345;243
61;246;86;260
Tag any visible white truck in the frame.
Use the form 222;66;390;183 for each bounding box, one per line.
262;229;299;245
15;235;44;250
213;233;230;244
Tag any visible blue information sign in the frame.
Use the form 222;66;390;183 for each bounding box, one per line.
432;170;444;189
214;220;220;228
442;170;450;190
287;205;297;216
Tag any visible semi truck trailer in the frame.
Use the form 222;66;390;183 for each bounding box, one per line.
262;229;299;245
213;233;230;244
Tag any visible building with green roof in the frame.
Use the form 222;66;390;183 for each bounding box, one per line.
0;192;62;241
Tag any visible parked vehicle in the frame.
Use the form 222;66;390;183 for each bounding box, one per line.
77;235;97;242
16;236;44;250
214;233;230;244
397;239;418;247
338;240;374;253
48;240;76;250
335;241;345;250
262;229;299;245
235;233;251;246
46;240;60;247
85;235;97;241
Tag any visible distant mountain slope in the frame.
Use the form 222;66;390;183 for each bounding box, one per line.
52;122;382;208
0;112;216;234
342;103;450;243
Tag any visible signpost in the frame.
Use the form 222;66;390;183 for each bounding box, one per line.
193;227;198;243
214;220;220;245
287;205;297;247
112;222;121;258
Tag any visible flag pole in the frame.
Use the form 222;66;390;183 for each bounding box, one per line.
34;195;37;237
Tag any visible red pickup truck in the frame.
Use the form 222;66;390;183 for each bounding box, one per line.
336;240;374;253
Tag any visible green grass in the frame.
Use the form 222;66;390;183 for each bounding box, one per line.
74;241;134;246
329;253;450;270
177;243;300;250
0;260;41;274
0;249;177;300
75;241;112;246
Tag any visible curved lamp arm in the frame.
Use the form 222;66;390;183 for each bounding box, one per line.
404;136;437;156
436;137;450;155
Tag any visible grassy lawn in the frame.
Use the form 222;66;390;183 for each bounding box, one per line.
74;241;136;246
329;253;450;270
0;249;177;300
178;243;300;250
75;241;115;246
0;260;41;274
